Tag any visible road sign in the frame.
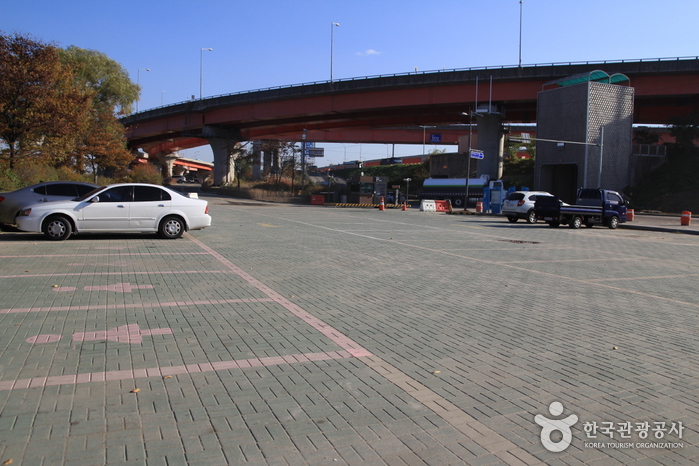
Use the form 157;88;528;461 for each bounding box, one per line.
430;134;442;143
470;150;484;159
307;148;324;157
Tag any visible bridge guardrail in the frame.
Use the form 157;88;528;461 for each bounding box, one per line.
123;56;699;122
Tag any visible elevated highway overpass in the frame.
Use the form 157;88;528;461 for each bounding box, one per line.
122;57;699;184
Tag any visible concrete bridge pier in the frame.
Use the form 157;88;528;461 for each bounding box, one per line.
202;125;242;186
156;151;179;178
251;140;282;180
475;112;505;181
251;142;263;180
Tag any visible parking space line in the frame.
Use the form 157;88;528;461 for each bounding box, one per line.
257;212;699;310
185;231;539;462
0;270;226;279
0;351;352;392
0;297;274;314
187;235;372;358
0;252;209;258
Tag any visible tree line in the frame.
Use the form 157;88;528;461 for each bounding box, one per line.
0;32;140;185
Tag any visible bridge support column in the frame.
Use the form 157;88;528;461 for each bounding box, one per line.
251;141;263;180
202;126;243;186
156;151;179;178
251;140;282;180
475;112;505;181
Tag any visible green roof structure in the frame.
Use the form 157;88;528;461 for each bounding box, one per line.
543;70;630;90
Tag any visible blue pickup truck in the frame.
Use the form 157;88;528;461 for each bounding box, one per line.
535;188;628;229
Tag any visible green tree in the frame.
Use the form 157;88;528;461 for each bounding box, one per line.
669;113;699;158
0;33;92;169
56;46;137;178
58;46;138;116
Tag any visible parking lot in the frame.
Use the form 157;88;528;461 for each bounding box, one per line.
1;196;698;465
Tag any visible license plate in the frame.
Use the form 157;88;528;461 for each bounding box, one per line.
544;217;553;221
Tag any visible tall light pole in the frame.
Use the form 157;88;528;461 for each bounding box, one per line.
330;22;339;83
200;47;213;99
518;0;523;68
136;68;150;112
420;125;436;155
462;111;476;210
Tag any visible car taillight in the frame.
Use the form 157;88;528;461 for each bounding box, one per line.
517;200;525;206
0;196;4;203
205;205;209;214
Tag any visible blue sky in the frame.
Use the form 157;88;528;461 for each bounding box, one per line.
3;0;698;165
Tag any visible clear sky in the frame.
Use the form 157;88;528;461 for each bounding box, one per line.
3;0;698;165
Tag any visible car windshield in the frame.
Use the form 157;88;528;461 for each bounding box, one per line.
76;186;107;202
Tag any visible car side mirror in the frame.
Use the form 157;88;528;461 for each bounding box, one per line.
90;196;99;203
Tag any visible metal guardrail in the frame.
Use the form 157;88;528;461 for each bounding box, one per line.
128;56;699;117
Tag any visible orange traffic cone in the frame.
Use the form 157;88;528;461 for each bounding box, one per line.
402;201;407;211
379;197;385;211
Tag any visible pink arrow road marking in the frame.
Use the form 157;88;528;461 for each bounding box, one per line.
72;324;172;344
84;283;154;293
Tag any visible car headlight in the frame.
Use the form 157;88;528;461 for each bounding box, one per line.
17;208;32;217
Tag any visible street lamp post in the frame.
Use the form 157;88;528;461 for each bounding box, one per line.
136;68;150;112
461;111;476;210
519;1;523;68
330;22;340;83
420;125;436;155
200;48;213;99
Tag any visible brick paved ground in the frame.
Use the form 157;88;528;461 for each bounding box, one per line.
0;197;697;465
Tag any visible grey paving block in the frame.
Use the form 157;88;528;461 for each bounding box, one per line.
1;203;697;464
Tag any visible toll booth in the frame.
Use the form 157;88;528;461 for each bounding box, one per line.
347;176;388;204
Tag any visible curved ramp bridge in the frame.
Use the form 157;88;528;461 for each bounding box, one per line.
122;57;699;185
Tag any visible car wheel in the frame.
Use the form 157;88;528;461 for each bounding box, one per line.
159;216;185;239
43;215;72;241
569;216;582;229
507;216;518;223
607;216;619;229
526;210;537;224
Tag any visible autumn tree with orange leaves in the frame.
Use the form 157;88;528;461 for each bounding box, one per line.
0;33;139;180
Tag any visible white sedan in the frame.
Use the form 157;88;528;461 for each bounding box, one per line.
0;181;98;224
15;183;212;240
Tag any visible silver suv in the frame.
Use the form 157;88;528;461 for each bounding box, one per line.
502;191;555;223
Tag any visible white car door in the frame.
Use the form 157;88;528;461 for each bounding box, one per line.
129;185;172;230
79;186;132;232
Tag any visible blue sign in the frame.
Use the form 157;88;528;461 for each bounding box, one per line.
430;134;442;143
305;142;315;149
470;150;484;159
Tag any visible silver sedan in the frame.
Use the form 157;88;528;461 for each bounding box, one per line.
0;181;98;224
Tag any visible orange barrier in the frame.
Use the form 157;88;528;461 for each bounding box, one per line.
627;209;634;221
310;195;324;205
434;200;451;212
476;202;483;213
681;211;692;226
